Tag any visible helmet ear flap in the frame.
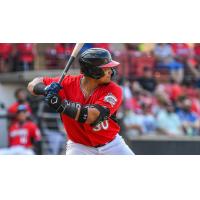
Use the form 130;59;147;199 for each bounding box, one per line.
88;66;105;79
80;64;105;79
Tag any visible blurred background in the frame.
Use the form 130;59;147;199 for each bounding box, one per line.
1;43;200;154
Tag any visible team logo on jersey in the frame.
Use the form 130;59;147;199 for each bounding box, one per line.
104;93;117;107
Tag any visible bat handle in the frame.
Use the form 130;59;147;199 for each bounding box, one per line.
58;56;75;84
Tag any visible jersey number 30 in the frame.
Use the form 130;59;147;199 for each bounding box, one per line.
93;120;109;131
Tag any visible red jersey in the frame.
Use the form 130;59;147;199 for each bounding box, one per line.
171;43;190;58
9;121;41;148
55;44;75;55
17;44;35;63
8;102;32;115
43;74;122;147
194;44;200;56
0;43;13;60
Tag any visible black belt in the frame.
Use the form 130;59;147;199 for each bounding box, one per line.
94;137;115;148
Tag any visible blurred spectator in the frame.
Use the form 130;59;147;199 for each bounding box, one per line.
123;101;156;138
171;43;193;83
176;98;200;136
169;80;184;102
155;78;183;103
139;102;156;135
193;43;200;69
55;43;74;58
124;89;143;113
0;43;13;72
154;43;174;65
55;43;75;68
190;89;200;117
154;43;184;83
152;93;168;116
124;43;141;52
45;43;77;69
114;44;142;80
7;88;32;124
171;43;191;62
187;44;200;87
45;46;58;69
125;43;155;78
0;105;41;155
123;109;143;139
137;67;157;93
156;101;183;136
134;54;155;77
14;43;36;71
93;43;111;51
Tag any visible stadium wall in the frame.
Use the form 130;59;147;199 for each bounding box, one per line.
126;136;200;155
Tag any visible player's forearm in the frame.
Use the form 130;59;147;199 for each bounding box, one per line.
55;100;105;126
59;101;100;125
85;108;100;124
27;77;45;96
76;105;109;126
45;92;109;126
74;107;100;124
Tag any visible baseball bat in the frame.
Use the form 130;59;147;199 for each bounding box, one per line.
58;43;85;84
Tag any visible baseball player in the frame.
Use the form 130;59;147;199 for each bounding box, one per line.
28;48;134;155
0;105;41;155
8;88;32;117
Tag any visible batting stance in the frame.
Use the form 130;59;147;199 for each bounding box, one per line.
28;48;134;155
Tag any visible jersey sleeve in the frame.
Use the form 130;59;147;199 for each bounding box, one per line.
94;85;123;115
43;77;60;86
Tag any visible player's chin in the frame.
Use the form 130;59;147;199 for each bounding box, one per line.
98;75;111;84
103;77;111;84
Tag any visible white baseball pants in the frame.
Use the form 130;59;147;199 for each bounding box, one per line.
66;134;134;155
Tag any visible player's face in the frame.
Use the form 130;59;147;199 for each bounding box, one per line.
98;68;112;84
17;111;28;122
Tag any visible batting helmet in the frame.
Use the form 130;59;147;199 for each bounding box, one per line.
79;48;120;79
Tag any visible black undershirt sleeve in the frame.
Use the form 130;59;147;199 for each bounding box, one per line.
33;82;46;95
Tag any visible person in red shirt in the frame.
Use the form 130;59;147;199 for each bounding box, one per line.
0;105;41;155
0;43;13;72
55;43;75;57
55;43;75;68
28;48;134;155
193;43;200;69
15;43;36;71
7;88;32;125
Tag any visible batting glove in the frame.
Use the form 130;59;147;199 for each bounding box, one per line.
45;93;63;112
44;82;62;96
